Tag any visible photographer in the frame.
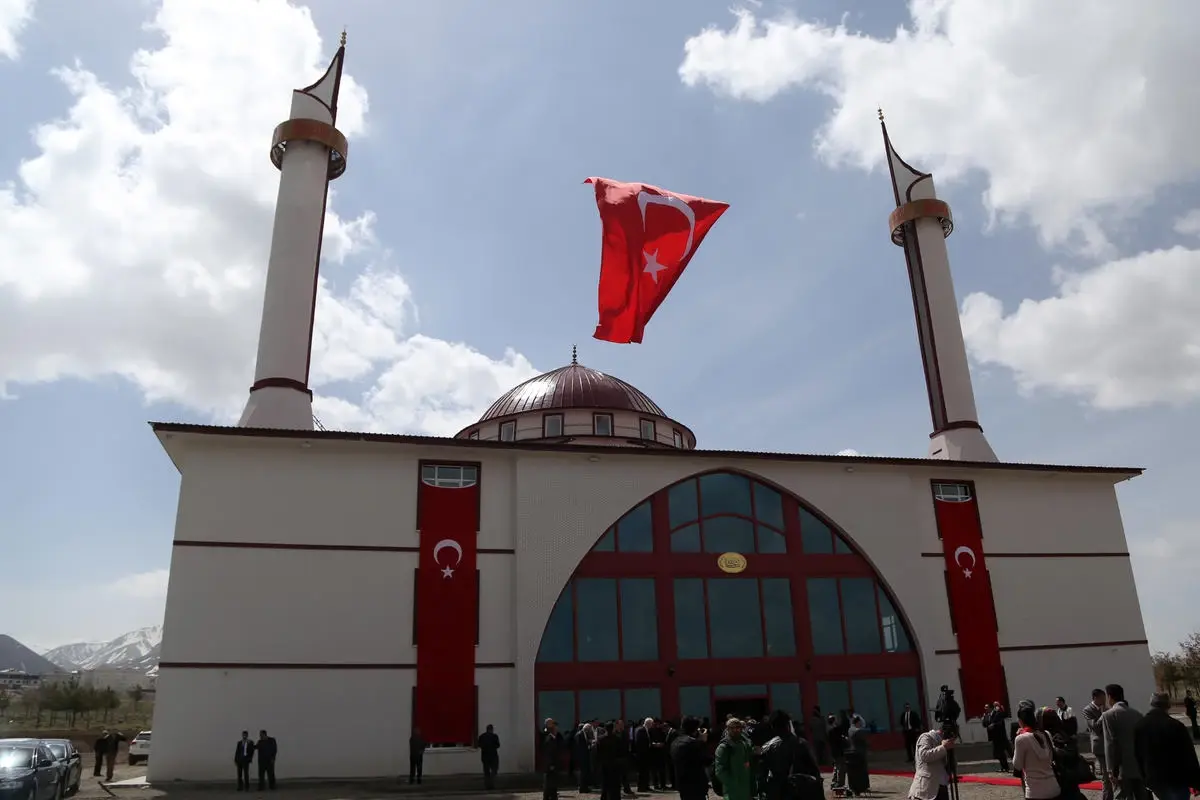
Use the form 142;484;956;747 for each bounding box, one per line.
908;722;957;800
934;686;961;729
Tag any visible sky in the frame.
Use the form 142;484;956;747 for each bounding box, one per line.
1;0;1197;655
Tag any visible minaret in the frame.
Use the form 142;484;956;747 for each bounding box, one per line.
880;111;997;462
239;33;349;430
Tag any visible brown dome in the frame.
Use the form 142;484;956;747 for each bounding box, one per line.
477;362;667;421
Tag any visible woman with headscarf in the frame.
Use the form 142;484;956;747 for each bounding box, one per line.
1013;701;1061;799
842;714;871;796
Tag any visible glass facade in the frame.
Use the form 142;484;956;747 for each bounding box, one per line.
536;471;922;741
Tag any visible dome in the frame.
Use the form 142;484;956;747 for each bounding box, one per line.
478;362;667;421
456;352;695;449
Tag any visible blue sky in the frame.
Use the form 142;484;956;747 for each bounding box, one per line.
2;0;1197;654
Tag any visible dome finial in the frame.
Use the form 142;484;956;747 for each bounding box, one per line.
571;344;577;365
339;28;347;47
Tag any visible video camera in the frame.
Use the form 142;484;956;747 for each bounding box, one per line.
934;685;961;727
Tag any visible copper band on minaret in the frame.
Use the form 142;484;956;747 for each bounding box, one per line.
270;119;348;179
889;199;953;246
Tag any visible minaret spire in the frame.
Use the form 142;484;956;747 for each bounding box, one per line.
239;39;350;430
882;119;997;462
571;344;578;365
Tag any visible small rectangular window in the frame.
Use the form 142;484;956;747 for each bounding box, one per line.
468;430;479;440
672;429;684;449
543;414;564;437
640;419;656;440
500;421;516;442
932;482;972;502
593;414;613;436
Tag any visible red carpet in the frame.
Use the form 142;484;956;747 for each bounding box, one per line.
818;767;1104;791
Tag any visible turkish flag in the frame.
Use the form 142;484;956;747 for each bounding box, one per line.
585;177;729;344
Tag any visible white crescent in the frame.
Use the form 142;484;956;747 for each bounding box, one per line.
433;538;463;567
953;546;977;569
637;191;697;261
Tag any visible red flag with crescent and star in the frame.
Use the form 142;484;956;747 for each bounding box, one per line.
585;177;729;344
933;489;1007;714
415;476;479;744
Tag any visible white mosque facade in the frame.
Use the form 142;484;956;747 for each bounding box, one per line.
145;44;1153;782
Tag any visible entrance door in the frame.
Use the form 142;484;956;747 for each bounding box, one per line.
714;696;768;725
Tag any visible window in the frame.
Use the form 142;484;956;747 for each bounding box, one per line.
420;464;478;488
889;677;921;730
538;690;576;731
817;680;851;717
761;578;797;656
468;430;479;440
672;524;701;552
702;516;755;553
576;579;619;661
807;578;844;655
753;483;785;530
619;578;658;660
536;585;574;662
770;683;803;718
625;688;662;721
674;579;709;659
593;528;615;551
616;502;653;552
842;578;882;654
593;413;613;436
699;473;752;516
543;414;563;437
933;482;972;502
714;684;767;697
879;586;912;653
799;507;833;553
499;421;516;442
640;418;656;440
707;579;763;658
679;686;711;718
852;678;890;732
578;689;622;723
673;429;684;449
668;480;699;528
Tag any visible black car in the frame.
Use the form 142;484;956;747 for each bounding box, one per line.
39;742;80;796
0;740;62;800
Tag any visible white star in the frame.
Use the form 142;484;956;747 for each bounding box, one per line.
643;250;666;282
442;565;455;578
962;568;972;579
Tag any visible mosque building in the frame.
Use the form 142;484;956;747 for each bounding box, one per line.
146;43;1153;781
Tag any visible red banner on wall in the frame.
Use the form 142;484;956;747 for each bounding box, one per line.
932;486;1007;716
415;475;479;744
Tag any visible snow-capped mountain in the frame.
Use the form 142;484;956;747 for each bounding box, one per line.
43;626;162;675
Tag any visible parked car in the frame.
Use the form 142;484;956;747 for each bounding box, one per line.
0;739;62;800
40;741;80;795
127;732;151;766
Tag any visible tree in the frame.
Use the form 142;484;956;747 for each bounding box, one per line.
1153;651;1184;695
128;686;144;712
0;689;10;716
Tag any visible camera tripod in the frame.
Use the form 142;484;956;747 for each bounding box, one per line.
946;748;960;800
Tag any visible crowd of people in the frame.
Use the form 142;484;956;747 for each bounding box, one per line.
908;684;1200;800
538;707;876;800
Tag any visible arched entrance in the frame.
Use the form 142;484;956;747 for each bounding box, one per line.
534;470;923;749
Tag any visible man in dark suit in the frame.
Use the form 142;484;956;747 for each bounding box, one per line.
634;718;653;792
541;718;561;800
233;730;255;791
408;727;426;785
900;703;923;763
478;724;500;790
669;717;711;800
1134;692;1200;800
1101;683;1147;800
256;730;278;790
1082;688;1114;800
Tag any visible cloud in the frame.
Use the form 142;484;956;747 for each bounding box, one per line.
0;0;537;433
0;0;34;59
679;1;1200;255
1175;210;1200;238
107;569;170;601
835;448;861;457
960;247;1200;410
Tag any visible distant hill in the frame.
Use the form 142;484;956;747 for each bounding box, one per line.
0;635;62;674
43;626;161;676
